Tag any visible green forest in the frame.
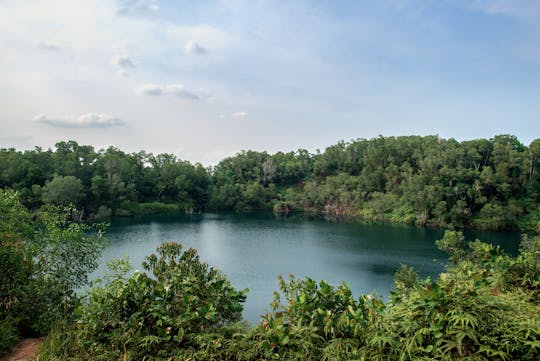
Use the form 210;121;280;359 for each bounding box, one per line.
1;134;540;360
2;134;540;231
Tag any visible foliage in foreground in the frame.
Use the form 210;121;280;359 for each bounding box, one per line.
0;189;106;356
39;242;248;360
39;231;539;360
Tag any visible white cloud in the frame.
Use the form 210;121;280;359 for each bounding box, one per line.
231;111;248;118
185;40;207;55
117;69;129;77
472;0;540;21
112;54;136;76
134;83;162;95
33;113;126;128
116;0;159;17
218;112;249;119
134;83;199;99
167;25;235;53
38;41;60;51
471;0;540;60
112;54;136;68
165;85;199;99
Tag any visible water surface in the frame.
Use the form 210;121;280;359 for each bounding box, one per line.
94;212;520;324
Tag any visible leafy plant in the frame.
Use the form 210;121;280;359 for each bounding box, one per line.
0;189;105;355
67;242;247;360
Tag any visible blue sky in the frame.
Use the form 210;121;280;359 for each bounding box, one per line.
0;0;539;164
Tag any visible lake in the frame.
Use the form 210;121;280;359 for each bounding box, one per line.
93;212;521;324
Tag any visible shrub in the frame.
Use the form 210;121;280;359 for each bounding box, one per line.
273;201;296;214
138;201;183;214
65;242;247;360
0;189;105;356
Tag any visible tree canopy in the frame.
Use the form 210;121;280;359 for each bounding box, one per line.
1;135;540;230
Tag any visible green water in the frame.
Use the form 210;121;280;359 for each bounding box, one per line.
95;212;521;324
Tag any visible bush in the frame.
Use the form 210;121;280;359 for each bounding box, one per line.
137;201;183;214
0;189;105;356
53;242;248;360
0;317;19;356
273;201;296;214
93;205;112;220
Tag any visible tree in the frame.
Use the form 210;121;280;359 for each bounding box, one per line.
53;141;97;186
527;139;540;197
42;175;84;206
92;147;137;213
476;202;507;230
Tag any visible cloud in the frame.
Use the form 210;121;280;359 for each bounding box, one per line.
112;54;136;68
231;111;248;118
471;0;540;60
472;0;540;21
134;83;199;99
38;41;60;51
134;83;163;95
33;113;126;128
217;112;248;119
116;0;159;17
184;40;207;55
112;54;136;76
117;69;129;77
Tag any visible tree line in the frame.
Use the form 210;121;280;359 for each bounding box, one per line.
2;134;540;230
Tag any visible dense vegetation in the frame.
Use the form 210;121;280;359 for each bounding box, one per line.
37;232;540;360
2;135;540;230
0;189;105;354
1;177;539;360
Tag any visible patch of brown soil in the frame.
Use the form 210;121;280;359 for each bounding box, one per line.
2;338;42;361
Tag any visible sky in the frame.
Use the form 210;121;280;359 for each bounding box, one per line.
0;0;539;164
